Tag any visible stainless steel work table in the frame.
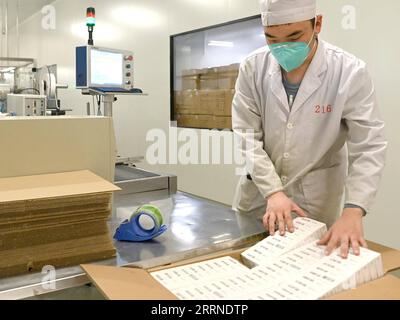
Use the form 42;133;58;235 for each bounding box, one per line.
0;190;266;300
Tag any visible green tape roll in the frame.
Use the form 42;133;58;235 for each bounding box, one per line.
131;204;163;229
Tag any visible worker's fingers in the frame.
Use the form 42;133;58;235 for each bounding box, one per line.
317;230;331;246
277;212;286;236
351;237;361;256
360;238;368;249
262;212;270;230
285;213;294;233
340;237;350;259
268;213;277;236
291;204;307;218
325;236;339;256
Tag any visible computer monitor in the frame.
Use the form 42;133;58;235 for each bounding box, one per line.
76;46;134;90
90;49;123;87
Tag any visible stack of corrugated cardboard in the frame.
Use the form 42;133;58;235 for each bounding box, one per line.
0;170;120;278
175;63;239;129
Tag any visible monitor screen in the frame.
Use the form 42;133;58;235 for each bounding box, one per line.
90;49;123;86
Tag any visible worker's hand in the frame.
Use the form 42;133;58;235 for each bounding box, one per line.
318;208;367;259
263;191;307;236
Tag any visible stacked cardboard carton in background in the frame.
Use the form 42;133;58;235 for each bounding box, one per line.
175;63;239;129
0;170;120;278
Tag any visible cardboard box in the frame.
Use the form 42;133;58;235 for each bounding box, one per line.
199;90;224;115
175;90;225;116
181;69;201;90
325;241;400;300
177;114;214;129
0;170;120;202
199;68;219;90
182;69;200;77
218;77;237;90
0;170;121;278
214;89;234;117
176;114;232;130
174;90;201;115
82;241;400;300
217;64;239;90
173;91;182;115
213;116;232;130
179;64;239;91
218;63;240;73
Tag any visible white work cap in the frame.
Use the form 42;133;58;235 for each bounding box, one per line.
260;0;317;26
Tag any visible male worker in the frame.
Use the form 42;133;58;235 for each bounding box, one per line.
232;0;387;258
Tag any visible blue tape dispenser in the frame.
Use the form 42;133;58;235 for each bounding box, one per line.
113;204;167;242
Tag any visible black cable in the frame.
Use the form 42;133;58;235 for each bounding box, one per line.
15;88;40;94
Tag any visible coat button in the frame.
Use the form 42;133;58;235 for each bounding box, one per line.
282;176;288;183
287;123;294;130
283;153;290;159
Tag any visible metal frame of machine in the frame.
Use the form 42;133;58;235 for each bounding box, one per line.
0;57;69;116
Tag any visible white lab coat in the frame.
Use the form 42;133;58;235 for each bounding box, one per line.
232;40;387;227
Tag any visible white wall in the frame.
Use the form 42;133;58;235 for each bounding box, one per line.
11;0;400;248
